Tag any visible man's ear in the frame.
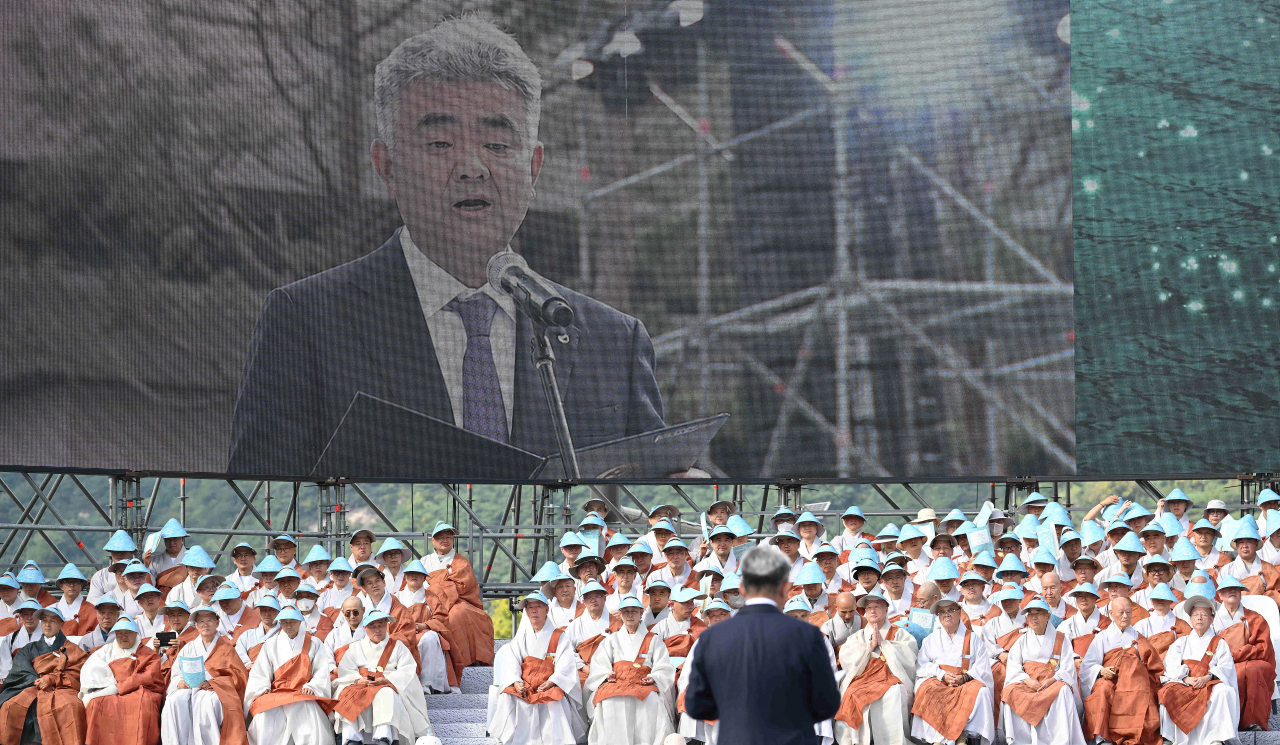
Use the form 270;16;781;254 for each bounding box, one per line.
372;139;396;198
530;142;544;186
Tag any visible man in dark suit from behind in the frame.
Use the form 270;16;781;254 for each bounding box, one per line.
684;545;841;745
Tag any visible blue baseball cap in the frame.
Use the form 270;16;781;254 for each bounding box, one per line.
362;609;395;627
618;595;644;611
110;617;140;634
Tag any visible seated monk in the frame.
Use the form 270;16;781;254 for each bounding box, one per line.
1216;520;1280;596
293;582;334;640
0;579;21;638
1059;583;1111;672
1157;596;1240;745
820;592;861;666
354;565;423;676
488;591;585;745
652;586;708;669
244;606;338;745
325;597;367;656
1208;574;1275;732
154;599;197;684
1098;574;1149;624
910;597;996;745
999;599;1085;745
212;583;262;644
73;595;123;653
1080;598;1164;745
1132;583;1189;657
583;596;677;745
159;606;249;745
564;581;620;692
1132;556;1182;610
332;609;440;745
392;560;458;694
832;591;917;745
51;564;98;637
674;600;733;744
80;617;165;745
236;595;283;667
979;585;1027;718
0;606;88;745
0;601;42;681
421;521;495;672
320;558;359;617
957;572;992;628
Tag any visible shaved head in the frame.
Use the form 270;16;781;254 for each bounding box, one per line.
913;581;941;608
1041;572;1062;606
1109;596;1133;630
833;591;857;624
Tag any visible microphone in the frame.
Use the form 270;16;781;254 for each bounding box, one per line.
487;252;575;328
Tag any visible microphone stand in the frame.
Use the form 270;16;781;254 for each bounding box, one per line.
529;317;580;480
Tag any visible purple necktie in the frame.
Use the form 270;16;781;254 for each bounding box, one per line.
445;293;509;443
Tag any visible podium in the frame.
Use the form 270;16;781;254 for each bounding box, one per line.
311;392;728;481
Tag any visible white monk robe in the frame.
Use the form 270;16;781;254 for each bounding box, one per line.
1078;624;1142;698
325;620;366;655
911;625;996;745
137;610;165;640
1058;608;1106;642
149;548;187;577
820;612;860;655
1132;610;1179;637
236;622;279;666
961;599;993;626
604;587;640;614
641;604;670;628
79;632;149;703
1000;626;1085;745
833;620;917;745
244;630;336;745
0;626;38;681
159;637;227;745
1261;540;1280;566
74;624;115;654
547;598;581;630
321;582;360;613
109;587;145;618
87;565;126;604
333;635;438;745
392;585;452;693
676;639;718;744
583;625;677;745
1158;629;1239;745
488;621;585;745
166;575;203;608
563;609;613;721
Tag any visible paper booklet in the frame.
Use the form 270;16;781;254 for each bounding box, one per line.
178;654;207;687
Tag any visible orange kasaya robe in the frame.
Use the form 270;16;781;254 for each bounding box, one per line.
247;634;338;718
1213;610;1276;730
989;625;1025;718
662;617;707;663
575;614;623;688
834;625;905;730
1143;618;1191;658
502;628;568;705
192;636;251;745
58;600;99;637
153;565;188;599
227;606;262;644
910;626;988;742
84;645;165;745
397;600;461;688
0;637;89;745
424;553;495;671
1001;631;1069;727
591;632;660;706
158;625;200;686
1082;635;1164;745
1156;636;1226;736
333;641;398;723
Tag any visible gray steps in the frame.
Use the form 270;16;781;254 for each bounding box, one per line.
435;646;502;745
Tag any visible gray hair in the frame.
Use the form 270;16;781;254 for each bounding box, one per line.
740;546;791;593
374;15;542;149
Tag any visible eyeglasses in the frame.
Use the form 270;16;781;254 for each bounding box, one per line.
342;610;363;616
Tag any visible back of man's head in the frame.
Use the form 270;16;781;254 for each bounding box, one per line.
740;546;791;599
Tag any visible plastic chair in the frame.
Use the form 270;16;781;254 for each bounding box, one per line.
1239;594;1280;701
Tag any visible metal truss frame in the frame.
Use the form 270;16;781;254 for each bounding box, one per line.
3;473;1276;601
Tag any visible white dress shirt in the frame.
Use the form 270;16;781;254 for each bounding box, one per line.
400;227;515;431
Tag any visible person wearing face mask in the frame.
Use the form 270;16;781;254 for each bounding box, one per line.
320;557;359;616
718;574;744;614
392;560;458;695
80;617;166;745
161;606;250;745
293;581;335;640
243;606;339;745
213;583;262;645
1157;595;1240;745
761;506;798;549
0;607;89;745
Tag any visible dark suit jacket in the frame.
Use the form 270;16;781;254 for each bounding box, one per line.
227;232;665;477
685;602;841;745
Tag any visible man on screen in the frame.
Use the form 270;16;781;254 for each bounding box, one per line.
228;15;665;477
